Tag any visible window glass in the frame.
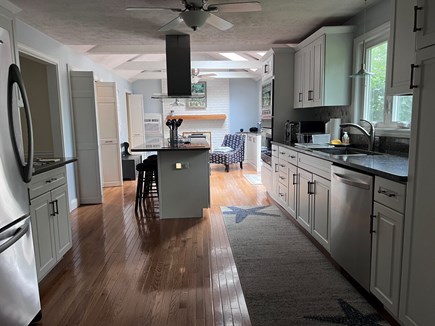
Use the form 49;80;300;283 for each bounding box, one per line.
364;41;387;123
392;95;412;124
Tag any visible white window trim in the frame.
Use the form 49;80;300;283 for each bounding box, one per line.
350;22;410;138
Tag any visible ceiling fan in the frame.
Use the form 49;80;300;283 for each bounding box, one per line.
192;68;216;83
126;0;262;31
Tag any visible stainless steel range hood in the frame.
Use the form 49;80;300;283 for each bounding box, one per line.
152;34;203;99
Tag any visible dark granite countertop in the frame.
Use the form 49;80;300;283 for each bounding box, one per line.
131;138;210;152
272;142;408;183
32;157;77;176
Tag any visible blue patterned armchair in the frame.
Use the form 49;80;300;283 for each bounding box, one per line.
210;134;245;172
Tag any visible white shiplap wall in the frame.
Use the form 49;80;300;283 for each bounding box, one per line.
161;79;230;149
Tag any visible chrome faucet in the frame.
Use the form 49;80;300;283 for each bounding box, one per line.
340;119;375;151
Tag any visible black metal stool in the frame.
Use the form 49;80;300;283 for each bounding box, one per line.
135;155;158;212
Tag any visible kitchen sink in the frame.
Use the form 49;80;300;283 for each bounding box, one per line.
313;147;381;157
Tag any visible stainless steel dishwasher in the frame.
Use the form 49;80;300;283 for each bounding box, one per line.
331;165;373;291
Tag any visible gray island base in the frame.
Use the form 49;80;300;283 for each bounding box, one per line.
131;138;210;219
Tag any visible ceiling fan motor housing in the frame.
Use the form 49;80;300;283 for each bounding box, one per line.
180;11;210;31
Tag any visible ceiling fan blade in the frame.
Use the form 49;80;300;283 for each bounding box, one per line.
126;6;182;12
206;14;233;31
158;16;184;32
207;1;262;13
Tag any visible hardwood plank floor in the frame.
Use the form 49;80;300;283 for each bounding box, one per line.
37;163;269;325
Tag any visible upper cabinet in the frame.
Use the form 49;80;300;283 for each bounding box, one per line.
415;0;435;50
386;0;417;96
293;26;354;108
262;53;274;81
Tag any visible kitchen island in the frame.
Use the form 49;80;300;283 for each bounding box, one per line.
131;138;210;219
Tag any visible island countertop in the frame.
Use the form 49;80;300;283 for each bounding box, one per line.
131;138;210;152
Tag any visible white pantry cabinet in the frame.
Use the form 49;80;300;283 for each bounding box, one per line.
415;0;435;50
386;0;417;95
293;26;353;108
127;94;145;148
96;82;122;187
399;45;435;326
29;166;72;281
370;177;406;317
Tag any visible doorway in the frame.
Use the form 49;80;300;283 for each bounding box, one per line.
18;50;64;158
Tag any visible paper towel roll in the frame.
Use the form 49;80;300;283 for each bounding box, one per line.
327;118;341;140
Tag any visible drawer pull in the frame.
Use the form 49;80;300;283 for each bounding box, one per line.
280;164;285;167
279;151;285;155
289;155;296;159
279;176;285;180
45;177;58;184
378;187;397;198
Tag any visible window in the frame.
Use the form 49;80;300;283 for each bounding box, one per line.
355;24;412;132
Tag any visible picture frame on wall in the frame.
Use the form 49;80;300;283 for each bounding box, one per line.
188;82;207;109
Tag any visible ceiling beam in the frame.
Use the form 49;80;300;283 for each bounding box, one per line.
134;70;258;80
115;60;262;70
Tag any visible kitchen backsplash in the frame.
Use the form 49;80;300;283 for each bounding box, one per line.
310;106;409;157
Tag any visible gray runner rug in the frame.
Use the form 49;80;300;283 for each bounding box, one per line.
221;205;389;326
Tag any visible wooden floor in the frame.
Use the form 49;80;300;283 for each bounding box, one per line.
37;164;270;325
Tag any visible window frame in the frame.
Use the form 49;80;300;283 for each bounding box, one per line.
351;22;411;138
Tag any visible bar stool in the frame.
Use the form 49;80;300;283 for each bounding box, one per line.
135;155;158;212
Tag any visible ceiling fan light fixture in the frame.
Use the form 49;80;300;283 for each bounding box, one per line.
350;63;374;78
180;11;210;31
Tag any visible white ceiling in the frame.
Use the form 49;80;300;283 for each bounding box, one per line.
10;0;380;82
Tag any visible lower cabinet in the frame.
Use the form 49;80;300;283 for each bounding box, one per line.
370;176;406;317
297;168;331;251
246;133;262;172
370;202;404;316
311;175;331;251
29;167;72;281
261;163;272;193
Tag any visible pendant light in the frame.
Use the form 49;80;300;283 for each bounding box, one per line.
350;0;373;78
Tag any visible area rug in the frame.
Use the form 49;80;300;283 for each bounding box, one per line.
243;173;262;185
221;205;388;326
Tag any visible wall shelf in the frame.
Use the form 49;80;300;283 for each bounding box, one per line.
165;114;227;121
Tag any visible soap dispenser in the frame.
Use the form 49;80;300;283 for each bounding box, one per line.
342;131;350;145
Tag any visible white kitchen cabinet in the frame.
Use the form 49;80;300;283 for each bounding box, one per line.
297;168;312;233
399;45;435;326
294;26;353;108
371;176;406;317
415;0;435;50
96;82;122;187
276;158;289;207
293;50;304;108
261;163;272;193
127;94;145;148
261;52;274;81
246;133;261;172
370;202;404;317
311;175;331;251
271;149;280;202
386;0;417;95
29;167;72;281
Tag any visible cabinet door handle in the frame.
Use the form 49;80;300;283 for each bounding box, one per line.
54;199;59;215
307;181;315;195
308;90;314;101
378;187;397;198
298;92;303;102
370;214;377;234
413;6;422;32
410;64;419;89
50;201;56;216
264;64;270;74
274;164;279;172
292;174;298;185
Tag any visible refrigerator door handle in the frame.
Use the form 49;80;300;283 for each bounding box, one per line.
7;64;34;183
0;218;30;254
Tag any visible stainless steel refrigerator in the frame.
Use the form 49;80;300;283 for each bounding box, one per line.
0;26;41;325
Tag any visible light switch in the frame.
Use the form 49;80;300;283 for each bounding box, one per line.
175;162;182;169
